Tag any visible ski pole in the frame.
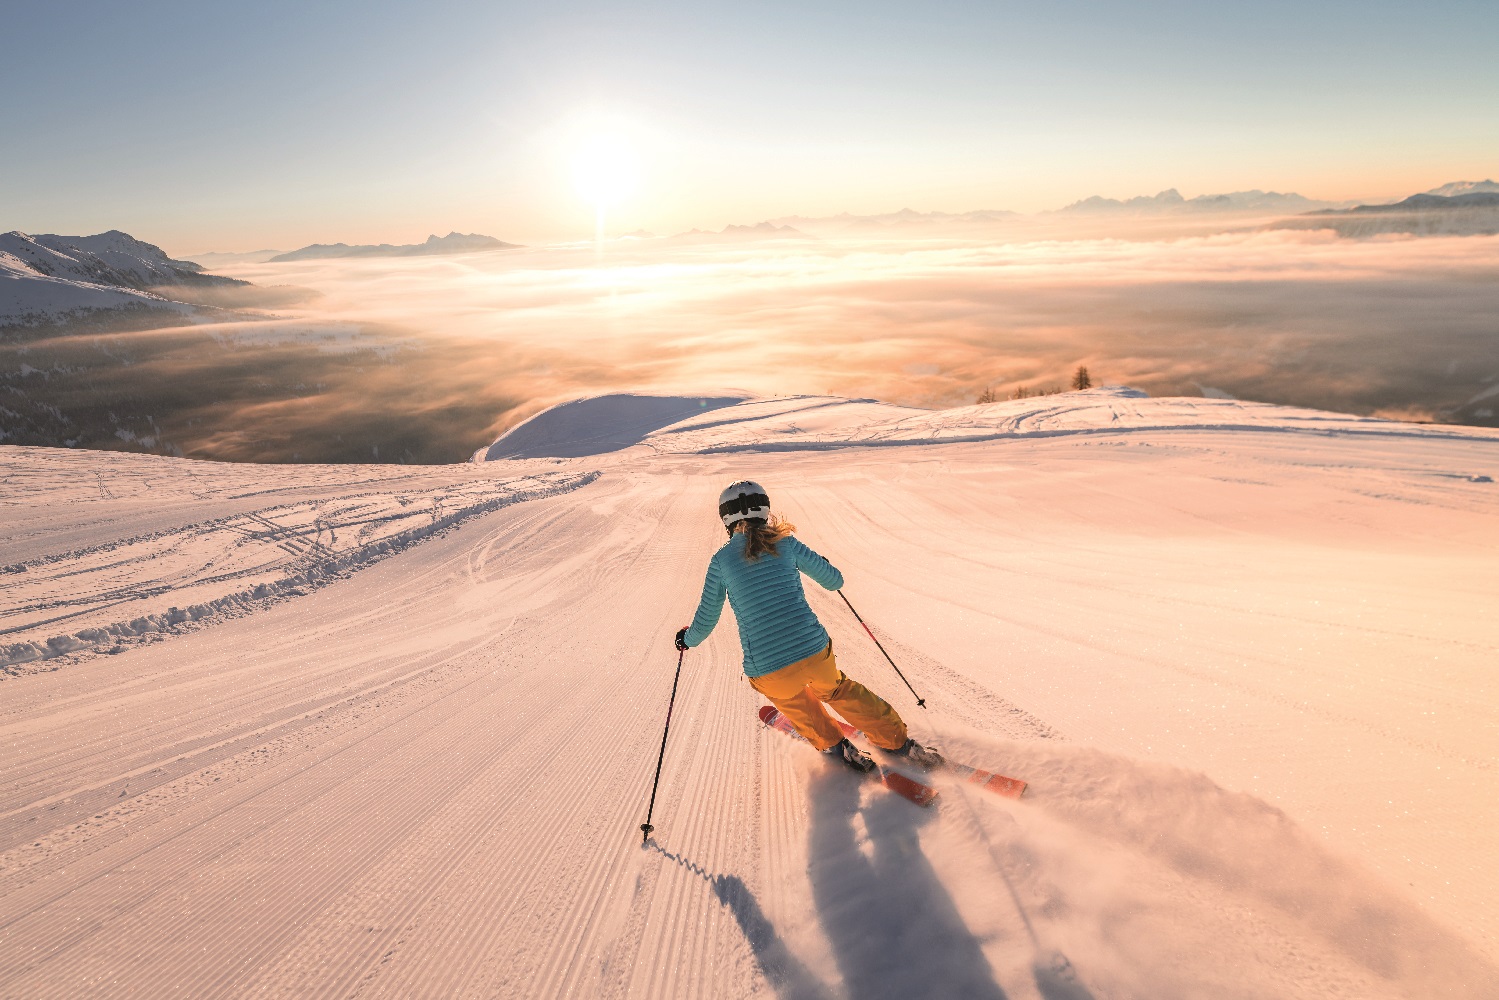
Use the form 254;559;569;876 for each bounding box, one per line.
640;647;685;845
838;590;927;708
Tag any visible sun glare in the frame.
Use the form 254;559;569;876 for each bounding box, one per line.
571;134;639;218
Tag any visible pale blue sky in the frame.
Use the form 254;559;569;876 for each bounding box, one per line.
4;0;1495;251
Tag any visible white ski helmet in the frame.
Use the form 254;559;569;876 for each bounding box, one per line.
718;480;771;529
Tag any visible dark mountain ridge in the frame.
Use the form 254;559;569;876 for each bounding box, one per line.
269;232;521;262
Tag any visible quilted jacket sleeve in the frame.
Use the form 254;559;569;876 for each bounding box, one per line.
683;552;727;647
787;536;843;591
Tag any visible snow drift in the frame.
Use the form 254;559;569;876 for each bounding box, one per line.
477;392;750;460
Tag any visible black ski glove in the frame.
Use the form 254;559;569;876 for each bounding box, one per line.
674;627;690;652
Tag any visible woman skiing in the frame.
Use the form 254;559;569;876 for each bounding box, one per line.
675;481;943;772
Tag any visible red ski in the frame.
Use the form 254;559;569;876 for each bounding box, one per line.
940;758;1027;799
757;705;939;807
824;716;1028;800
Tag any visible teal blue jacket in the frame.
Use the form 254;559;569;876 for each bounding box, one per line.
683;533;844;677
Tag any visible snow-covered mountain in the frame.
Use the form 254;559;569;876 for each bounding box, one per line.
1;230;244;290
2;388;1496;998
268;232;521;262
1424;179;1499;197
0;250;190;328
0;230;246;328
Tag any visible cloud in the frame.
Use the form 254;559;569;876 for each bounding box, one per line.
9;230;1498;463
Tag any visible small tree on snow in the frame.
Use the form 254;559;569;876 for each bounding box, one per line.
1071;366;1092;390
976;386;999;404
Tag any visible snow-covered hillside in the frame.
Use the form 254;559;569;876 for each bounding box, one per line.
0;230;244;327
0;250;191;326
2;390;1496;999
4;232;214;288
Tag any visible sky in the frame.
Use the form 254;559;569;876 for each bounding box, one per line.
3;0;1497;252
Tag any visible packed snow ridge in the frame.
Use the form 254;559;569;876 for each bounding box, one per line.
476;393;753;460
477;386;1497;462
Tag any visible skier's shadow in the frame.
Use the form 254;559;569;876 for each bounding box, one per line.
647;843;836;1000
808;769;1009;1000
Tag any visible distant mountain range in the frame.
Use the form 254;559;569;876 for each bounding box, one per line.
189;249;287;266
1270;186;1499;238
1350;192;1499;213
664;222;809;243
762;191;1345;235
766;208;1020;233
1053;188;1348;215
1;230;245;329
11;177;1494;329
269;232;520;262
755;182;1497;238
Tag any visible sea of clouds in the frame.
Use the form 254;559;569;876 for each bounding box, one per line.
10;226;1497;463
228;226;1499;423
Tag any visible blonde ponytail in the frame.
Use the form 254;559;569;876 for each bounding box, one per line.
735;513;796;560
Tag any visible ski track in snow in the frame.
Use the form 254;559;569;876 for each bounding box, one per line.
0;452;597;673
2;390;1497;999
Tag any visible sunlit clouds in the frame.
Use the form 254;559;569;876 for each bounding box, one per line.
8;227;1496;464
217;228;1499;433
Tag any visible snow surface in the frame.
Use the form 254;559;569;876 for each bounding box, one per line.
2;389;1497;999
480;386;1491;460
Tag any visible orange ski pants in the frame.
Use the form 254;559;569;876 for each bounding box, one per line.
749;641;908;752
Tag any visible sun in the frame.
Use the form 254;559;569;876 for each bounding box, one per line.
571;133;639;213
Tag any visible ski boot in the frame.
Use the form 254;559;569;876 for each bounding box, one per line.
883;738;945;769
825;738;876;773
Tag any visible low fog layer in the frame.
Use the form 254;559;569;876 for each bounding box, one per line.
6;228;1498;462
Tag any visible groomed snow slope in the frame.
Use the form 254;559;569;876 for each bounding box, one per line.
3;390;1497;999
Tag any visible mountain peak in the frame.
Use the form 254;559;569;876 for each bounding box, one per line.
1424;179;1499;198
